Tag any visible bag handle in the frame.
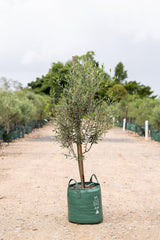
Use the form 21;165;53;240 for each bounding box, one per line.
68;178;79;188
68;179;81;199
90;174;99;183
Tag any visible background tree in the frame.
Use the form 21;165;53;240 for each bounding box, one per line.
97;72;112;101
0;77;11;90
114;62;128;83
0;90;21;133
25;91;48;124
28;52;156;105
112;94;159;126
124;81;156;98
28;51;105;103
149;99;160;129
106;83;128;102
28;62;70;104
134;98;156;125
15;90;38;126
0;77;22;91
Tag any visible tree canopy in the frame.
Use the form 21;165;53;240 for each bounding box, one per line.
27;51;156;104
124;81;155;98
0;89;50;133
114;62;128;83
54;58;112;187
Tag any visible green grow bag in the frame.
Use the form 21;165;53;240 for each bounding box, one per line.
18;130;25;138
67;174;103;224
35;122;40;128
11;131;18;140
154;132;160;142
25;126;32;134
130;123;137;132
3;132;12;142
151;129;157;140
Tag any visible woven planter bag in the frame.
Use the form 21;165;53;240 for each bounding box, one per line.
67;174;103;224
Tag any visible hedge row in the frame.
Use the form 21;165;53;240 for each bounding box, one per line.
0;119;49;143
118;121;160;142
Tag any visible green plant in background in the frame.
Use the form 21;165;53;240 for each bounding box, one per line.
134;98;156;125
150;99;160;129
15;90;37;126
54;58;112;188
0;89;50;136
25;91;48;124
106;83;128;102
114;62;128;84
0;90;21;133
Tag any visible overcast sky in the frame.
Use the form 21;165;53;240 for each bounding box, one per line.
0;0;160;96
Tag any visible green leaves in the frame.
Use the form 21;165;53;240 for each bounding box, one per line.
149;99;160;129
0;89;49;132
114;62;128;83
0;90;21;132
54;60;112;160
111;94;160;129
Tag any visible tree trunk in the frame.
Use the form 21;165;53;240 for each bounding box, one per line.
77;143;85;188
72;55;85;188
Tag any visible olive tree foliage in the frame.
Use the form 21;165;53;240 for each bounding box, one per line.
111;94;160;129
110;95;134;121
0;89;49;133
25;91;47;123
150;99;160;129
123;96;158;126
54;60;113;188
15;90;37;125
134;98;156;125
0;90;21;133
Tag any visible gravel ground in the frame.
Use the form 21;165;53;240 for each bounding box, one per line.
0;123;160;240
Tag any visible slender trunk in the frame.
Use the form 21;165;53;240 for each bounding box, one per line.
76;121;85;188
79;143;85;188
72;55;85;188
77;143;82;180
77;143;85;188
77;124;85;188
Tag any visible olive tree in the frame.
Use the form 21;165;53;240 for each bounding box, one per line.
150;99;160;129
0;90;21;133
25;91;48;124
54;59;112;188
135;98;156;125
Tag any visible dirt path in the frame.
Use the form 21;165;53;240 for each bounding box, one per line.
0;123;160;240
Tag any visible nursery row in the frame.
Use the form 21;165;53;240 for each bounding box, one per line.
110;95;160;130
0;89;51;143
118;121;160;142
0;119;49;143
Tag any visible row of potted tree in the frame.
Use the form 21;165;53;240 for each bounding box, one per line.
110;95;160;141
111;94;160;129
0;89;50;142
